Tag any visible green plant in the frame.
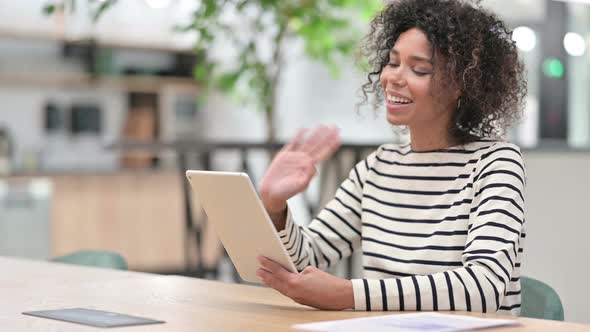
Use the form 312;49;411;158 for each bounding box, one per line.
43;0;382;142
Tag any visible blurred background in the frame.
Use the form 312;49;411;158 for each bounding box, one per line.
0;0;588;323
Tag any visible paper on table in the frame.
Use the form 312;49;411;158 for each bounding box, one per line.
292;312;520;332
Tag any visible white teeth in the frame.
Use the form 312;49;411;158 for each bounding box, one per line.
387;94;412;104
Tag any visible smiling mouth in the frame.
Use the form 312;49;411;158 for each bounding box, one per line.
386;93;413;105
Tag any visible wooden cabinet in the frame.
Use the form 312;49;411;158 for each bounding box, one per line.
50;172;185;272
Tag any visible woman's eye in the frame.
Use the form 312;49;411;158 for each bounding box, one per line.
413;69;431;76
387;63;400;67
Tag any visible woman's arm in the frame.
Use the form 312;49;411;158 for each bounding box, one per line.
278;153;374;271
259;125;374;271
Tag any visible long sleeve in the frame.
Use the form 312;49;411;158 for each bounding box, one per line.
277;151;377;271
350;144;526;313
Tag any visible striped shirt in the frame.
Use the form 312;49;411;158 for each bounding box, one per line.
278;140;526;315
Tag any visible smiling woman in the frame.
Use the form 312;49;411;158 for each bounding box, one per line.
257;0;527;316
360;0;527;149
380;28;459;149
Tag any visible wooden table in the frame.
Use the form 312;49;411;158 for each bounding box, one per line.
2;257;589;331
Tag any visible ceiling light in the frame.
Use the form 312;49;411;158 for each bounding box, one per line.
564;32;587;56
512;26;536;52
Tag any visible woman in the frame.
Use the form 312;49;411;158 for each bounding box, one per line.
257;0;527;315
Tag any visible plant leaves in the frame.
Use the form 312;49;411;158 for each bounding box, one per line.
42;3;56;15
216;71;242;93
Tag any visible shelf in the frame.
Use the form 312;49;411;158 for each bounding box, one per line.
0;72;200;94
0;29;195;55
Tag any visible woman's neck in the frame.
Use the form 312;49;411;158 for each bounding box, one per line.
409;121;457;152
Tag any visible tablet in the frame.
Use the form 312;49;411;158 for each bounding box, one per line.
186;170;298;283
22;308;164;328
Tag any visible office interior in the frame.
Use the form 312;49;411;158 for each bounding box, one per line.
0;0;589;324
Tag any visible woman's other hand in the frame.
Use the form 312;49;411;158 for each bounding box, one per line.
259;125;340;230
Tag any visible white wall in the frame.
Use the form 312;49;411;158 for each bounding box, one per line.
521;151;590;323
201;53;393;143
567;4;590;148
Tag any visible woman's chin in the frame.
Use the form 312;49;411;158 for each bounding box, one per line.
385;103;414;126
386;113;410;126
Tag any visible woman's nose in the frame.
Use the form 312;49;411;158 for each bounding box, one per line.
385;68;406;87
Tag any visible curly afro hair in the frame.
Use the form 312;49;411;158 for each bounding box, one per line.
359;0;527;144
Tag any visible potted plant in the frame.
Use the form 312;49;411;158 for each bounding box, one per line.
44;0;382;142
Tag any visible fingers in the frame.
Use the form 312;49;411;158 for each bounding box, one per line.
298;125;329;156
300;125;340;162
301;266;317;275
308;126;341;162
282;128;308;152
279;125;339;178
257;257;297;297
282;125;341;162
256;268;272;286
257;256;291;280
257;268;288;296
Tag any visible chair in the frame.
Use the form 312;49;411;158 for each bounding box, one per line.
520;276;564;321
51;250;128;270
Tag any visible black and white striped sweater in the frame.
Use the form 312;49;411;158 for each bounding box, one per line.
278;140;525;315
